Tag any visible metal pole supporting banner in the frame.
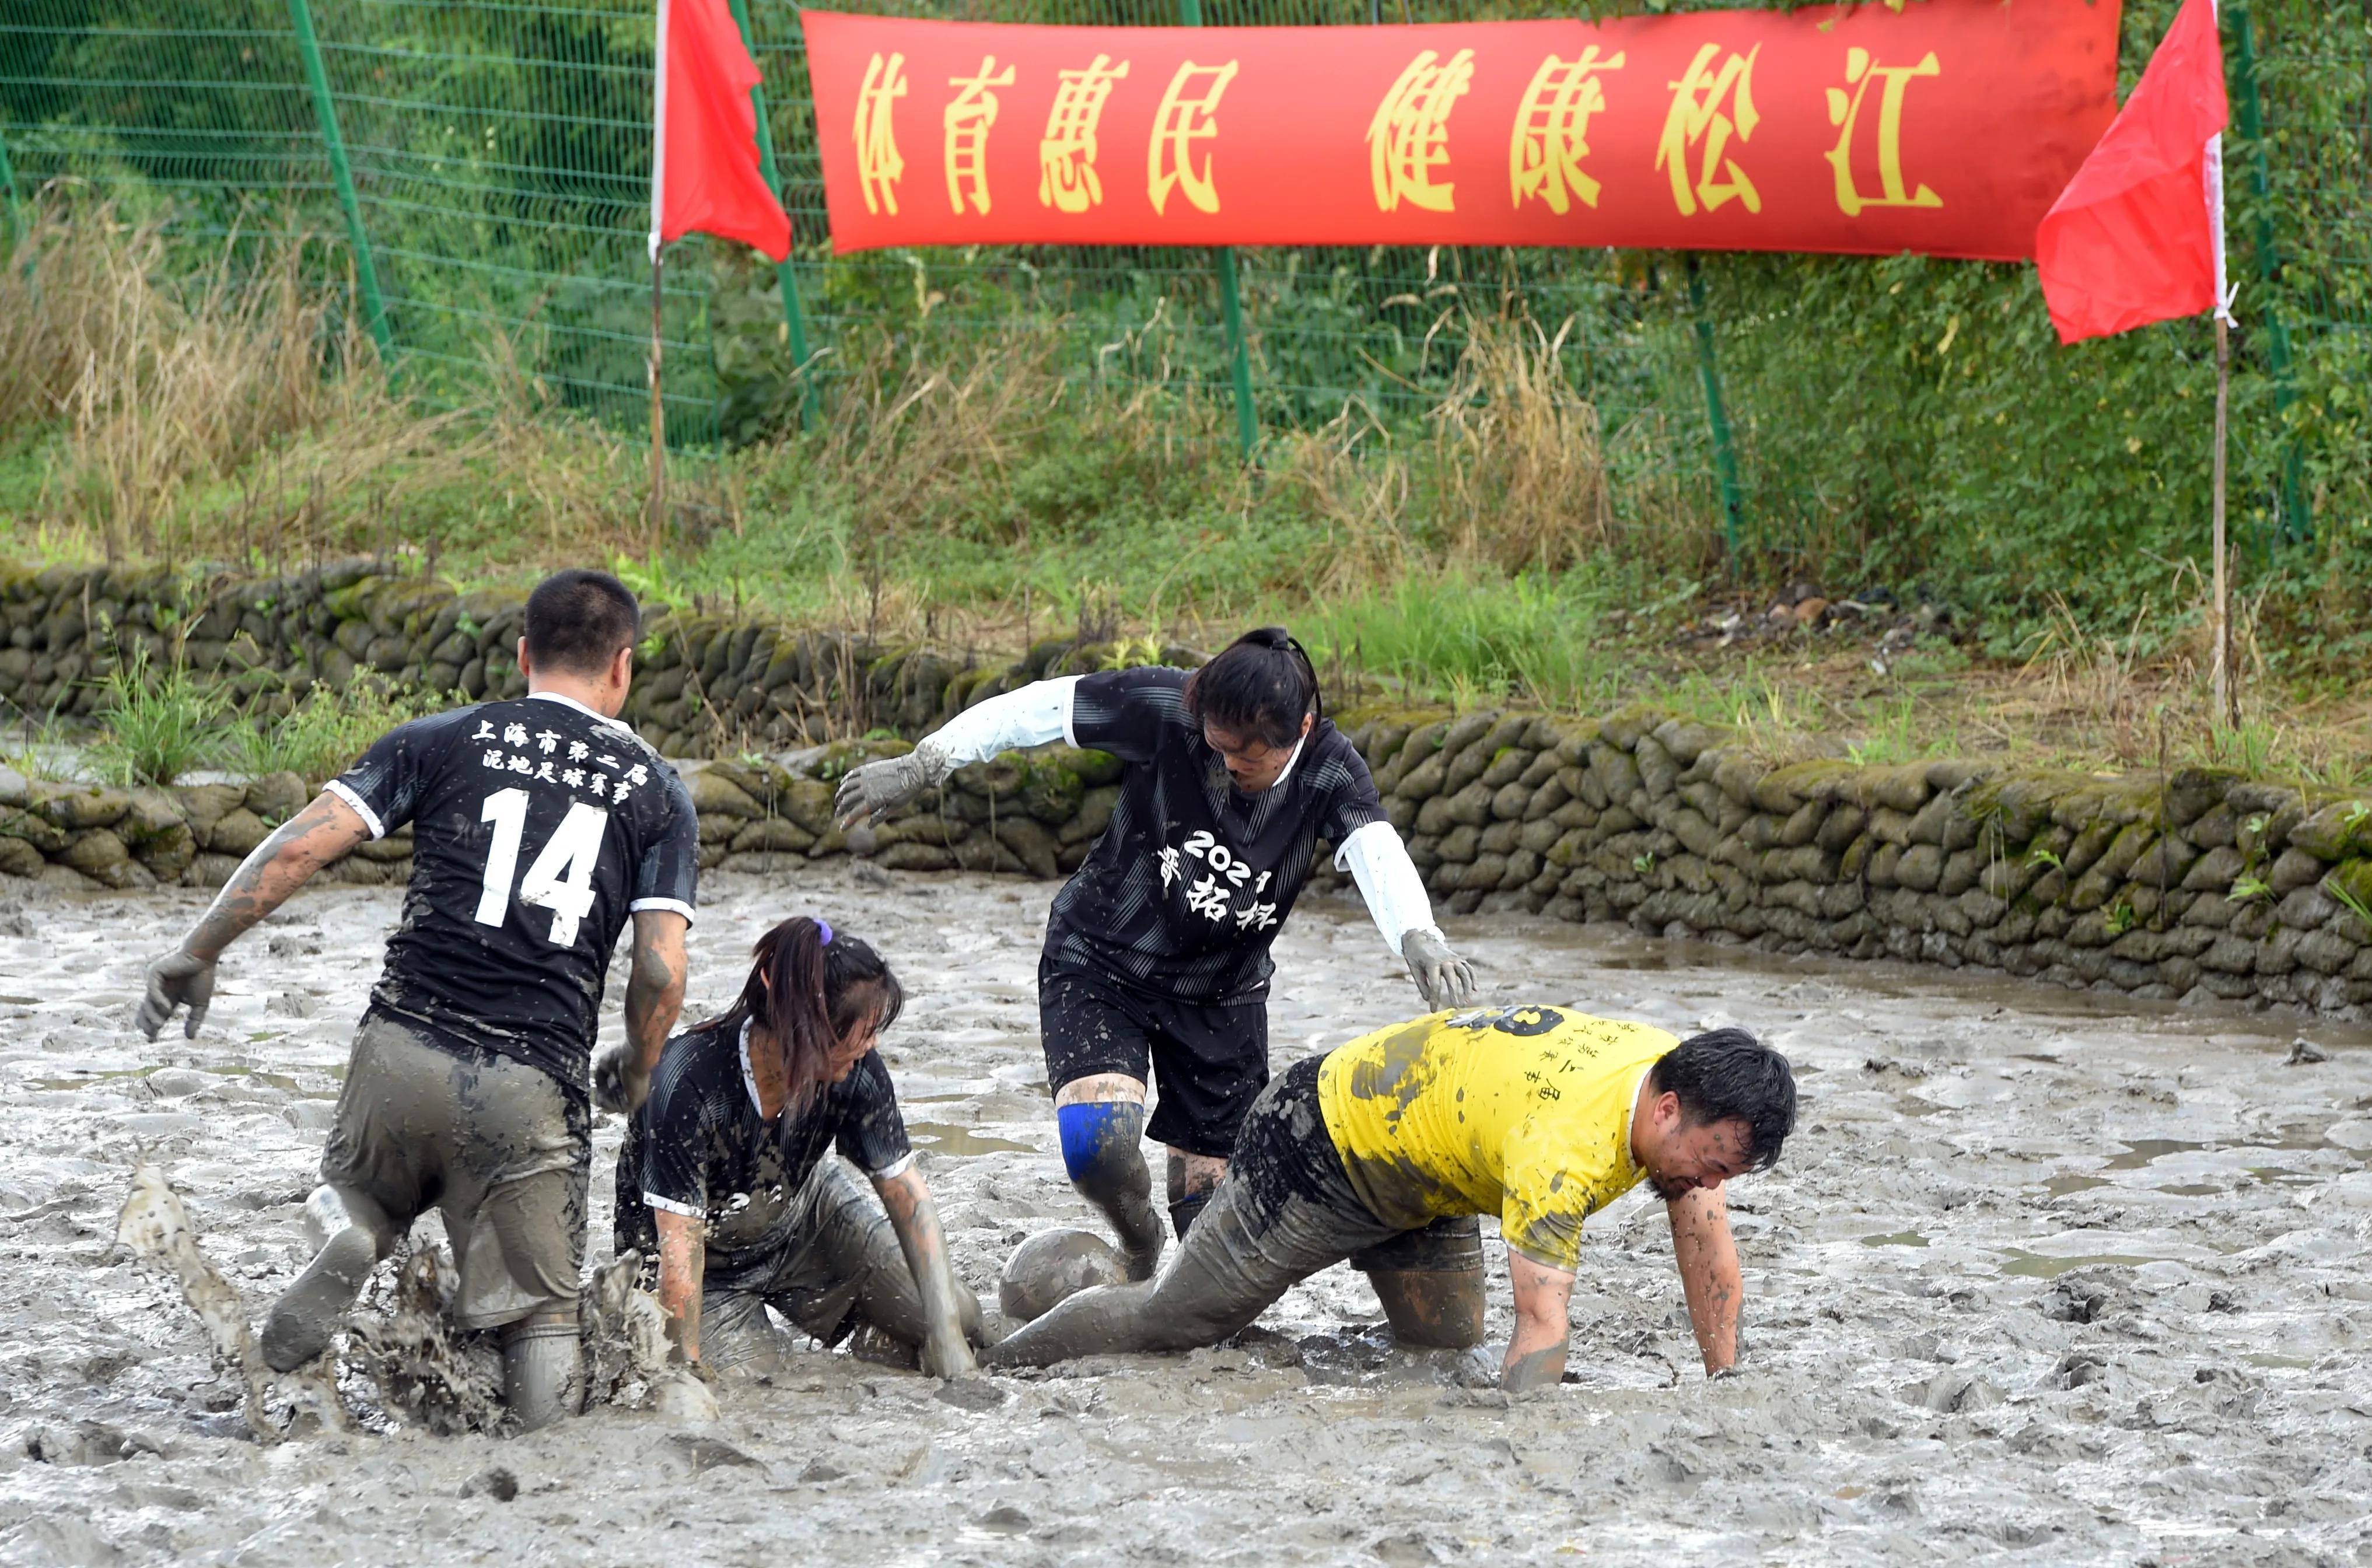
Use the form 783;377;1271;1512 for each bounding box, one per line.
286;0;393;362
1684;254;1746;561
2226;0;2311;548
2212;314;2235;729
1178;0;1258;463
725;0;816;432
650;252;669;552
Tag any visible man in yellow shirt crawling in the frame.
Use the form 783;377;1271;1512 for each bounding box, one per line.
985;1006;1797;1391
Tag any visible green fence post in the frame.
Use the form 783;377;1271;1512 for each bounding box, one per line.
726;0;817;432
1684;254;1745;561
1178;0;1258;463
2226;0;2311;547
287;0;393;363
0;124;19;246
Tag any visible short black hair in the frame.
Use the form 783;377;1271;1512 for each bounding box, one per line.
1647;1027;1797;1172
1182;626;1320;750
523;569;639;677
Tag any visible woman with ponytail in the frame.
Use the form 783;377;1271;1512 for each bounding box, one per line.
615;916;987;1377
837;628;1479;1339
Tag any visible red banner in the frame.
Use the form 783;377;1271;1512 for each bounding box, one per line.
803;1;2119;261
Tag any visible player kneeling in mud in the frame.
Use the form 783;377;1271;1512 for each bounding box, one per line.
986;1008;1796;1390
134;569;699;1430
615;916;989;1379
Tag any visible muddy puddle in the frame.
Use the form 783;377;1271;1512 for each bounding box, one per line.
0;867;2367;1566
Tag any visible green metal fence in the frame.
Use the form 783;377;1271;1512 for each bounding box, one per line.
1;0;2364;569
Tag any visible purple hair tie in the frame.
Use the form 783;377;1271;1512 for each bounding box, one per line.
816;918;833;946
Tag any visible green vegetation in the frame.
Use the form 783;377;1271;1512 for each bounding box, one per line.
86;648;230;787
242;677;450;789
1;0;2367;792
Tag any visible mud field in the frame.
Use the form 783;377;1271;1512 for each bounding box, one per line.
1;865;2368;1567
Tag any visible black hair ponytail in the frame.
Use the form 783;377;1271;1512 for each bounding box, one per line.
726;916;905;1113
1182;626;1321;750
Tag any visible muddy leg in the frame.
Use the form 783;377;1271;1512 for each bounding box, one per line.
1164;1148;1226;1241
1352;1216;1488;1350
807;1163;986;1349
500;1303;583;1431
1054;1078;1165;1280
260;1184;396;1373
1367;1266;1488;1350
987;1172;1323;1368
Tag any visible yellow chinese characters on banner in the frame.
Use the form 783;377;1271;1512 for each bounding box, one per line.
1369;48;1475;213
803;5;2121;260
1510;46;1626;214
1148;61;1239;215
944;56;1016;216
1039;54;1131;213
853;51;908;217
1825;47;1944;216
1656;43;1761;216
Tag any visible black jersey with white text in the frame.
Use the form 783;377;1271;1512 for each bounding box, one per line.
328;692;699;1097
1045;666;1388;1003
614;1014;914;1279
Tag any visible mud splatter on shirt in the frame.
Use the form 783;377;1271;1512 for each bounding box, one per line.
1049;667;1386;1003
1316;1007;1674;1271
330;692;698;1098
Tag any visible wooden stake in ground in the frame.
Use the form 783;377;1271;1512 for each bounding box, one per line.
2211;312;2235;732
648;250;666;555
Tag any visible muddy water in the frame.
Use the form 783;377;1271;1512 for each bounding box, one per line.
1;868;2368;1567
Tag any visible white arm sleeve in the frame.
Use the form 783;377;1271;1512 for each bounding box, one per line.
1335;820;1439;961
922;676;1082;767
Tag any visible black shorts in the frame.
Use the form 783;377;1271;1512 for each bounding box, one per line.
1038;960;1268;1158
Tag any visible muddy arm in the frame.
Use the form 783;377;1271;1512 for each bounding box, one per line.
1502;1251;1576;1392
599;910;688;1114
137;792;370;1040
653;1206;706;1363
1668;1183;1741;1376
872;1164;979;1378
184;791;369;961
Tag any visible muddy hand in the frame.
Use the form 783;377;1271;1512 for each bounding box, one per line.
1401;928;1476;1010
833;744;948;827
135;947;216;1041
593;1044;649;1115
923;1329;979;1381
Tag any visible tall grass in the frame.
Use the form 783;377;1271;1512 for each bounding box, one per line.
1305;572;1638;712
242;676;446;787
85;648;231;786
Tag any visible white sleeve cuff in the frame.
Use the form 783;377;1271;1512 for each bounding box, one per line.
870;1151;916;1181
629;897;696;926
932;677;1080;767
643;1192;704;1219
322;779;386;840
1337;820;1436;960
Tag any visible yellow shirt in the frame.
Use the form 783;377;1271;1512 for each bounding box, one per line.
1316;1006;1676;1273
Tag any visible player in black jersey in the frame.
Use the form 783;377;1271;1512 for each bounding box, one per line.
135;569;699;1430
838;628;1481;1329
614;916;987;1378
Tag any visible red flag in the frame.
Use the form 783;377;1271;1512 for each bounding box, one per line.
2035;0;2228;344
650;0;791;262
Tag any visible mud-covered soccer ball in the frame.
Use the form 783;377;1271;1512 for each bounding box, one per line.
997;1227;1129;1322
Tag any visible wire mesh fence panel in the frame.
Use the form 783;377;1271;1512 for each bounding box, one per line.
2;0;2366;577
0;0;331;228
312;0;721;438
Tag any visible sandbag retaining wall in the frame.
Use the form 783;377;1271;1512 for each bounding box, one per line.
2;562;2367;1018
0;561;1140;757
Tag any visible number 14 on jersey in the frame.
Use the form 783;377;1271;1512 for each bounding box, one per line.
475;788;607;946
